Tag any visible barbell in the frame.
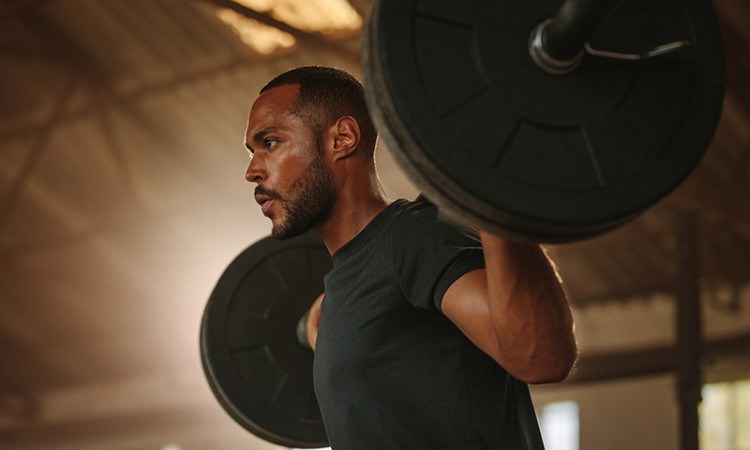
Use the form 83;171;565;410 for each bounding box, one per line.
200;232;330;447
362;0;724;242
201;0;725;446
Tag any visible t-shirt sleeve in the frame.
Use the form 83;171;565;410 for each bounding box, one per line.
389;201;485;313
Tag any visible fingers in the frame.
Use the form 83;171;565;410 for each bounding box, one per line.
306;293;324;351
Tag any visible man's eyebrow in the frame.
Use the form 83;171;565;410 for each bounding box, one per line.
251;127;277;143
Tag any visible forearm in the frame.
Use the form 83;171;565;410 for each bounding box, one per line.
480;231;577;384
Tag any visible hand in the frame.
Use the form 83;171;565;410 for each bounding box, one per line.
305;293;324;351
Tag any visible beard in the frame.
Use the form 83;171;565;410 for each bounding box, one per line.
259;152;336;240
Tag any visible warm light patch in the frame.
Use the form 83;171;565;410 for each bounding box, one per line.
235;0;362;34
216;8;296;55
216;0;362;55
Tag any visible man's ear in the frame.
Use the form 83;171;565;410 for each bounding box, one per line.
325;116;361;161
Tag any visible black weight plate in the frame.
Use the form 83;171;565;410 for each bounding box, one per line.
362;0;724;242
200;232;331;448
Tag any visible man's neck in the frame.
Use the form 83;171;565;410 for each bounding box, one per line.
315;189;391;255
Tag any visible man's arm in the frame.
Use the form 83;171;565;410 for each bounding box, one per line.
441;231;577;384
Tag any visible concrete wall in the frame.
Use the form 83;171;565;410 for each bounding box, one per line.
529;289;750;450
532;375;678;450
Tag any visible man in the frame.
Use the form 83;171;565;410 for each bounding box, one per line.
244;66;577;449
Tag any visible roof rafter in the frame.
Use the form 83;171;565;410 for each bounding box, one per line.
198;0;360;63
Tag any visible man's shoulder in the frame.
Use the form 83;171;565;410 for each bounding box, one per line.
388;196;478;243
390;196;439;220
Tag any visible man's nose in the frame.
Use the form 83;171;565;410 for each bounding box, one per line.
245;155;265;184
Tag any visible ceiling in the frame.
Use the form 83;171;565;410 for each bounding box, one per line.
0;0;748;448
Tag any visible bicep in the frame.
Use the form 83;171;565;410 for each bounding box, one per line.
440;268;504;365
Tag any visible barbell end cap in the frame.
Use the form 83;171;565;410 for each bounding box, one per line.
529;19;583;76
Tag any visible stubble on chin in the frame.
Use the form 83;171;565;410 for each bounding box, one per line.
271;156;335;240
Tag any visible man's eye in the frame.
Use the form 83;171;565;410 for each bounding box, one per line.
264;138;279;149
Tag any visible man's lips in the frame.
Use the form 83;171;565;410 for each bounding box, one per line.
262;199;274;215
254;190;278;216
255;194;272;214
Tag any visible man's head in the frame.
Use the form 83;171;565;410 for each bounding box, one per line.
259;66;377;154
244;66;378;240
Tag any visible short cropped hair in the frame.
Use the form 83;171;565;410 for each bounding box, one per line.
260;66;378;154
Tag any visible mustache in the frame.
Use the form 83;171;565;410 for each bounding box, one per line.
255;186;282;200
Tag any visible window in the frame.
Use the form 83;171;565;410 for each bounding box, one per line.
700;379;750;450
539;401;580;450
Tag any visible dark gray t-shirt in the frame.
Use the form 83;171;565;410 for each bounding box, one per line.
313;199;544;449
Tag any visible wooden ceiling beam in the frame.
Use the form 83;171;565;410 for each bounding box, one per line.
0;0;56;20
565;332;750;384
0;52;254;143
0;76;82;233
199;0;360;64
570;284;673;308
668;197;750;241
